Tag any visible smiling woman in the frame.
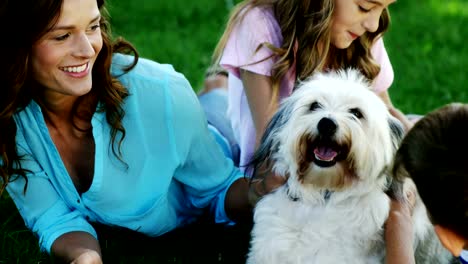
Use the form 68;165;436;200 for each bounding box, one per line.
0;0;254;263
30;0;103;195
32;0;102;102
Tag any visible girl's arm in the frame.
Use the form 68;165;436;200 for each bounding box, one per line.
240;69;277;148
378;90;414;131
51;232;102;264
239;69;287;203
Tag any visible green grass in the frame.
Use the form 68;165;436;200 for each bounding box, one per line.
386;0;468;114
1;0;467;262
0;194;50;263
106;0;235;91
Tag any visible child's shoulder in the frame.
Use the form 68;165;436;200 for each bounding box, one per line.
241;5;276;24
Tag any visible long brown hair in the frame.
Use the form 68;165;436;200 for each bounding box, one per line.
0;0;138;195
212;0;390;103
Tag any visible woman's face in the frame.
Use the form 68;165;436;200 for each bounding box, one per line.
31;0;103;100
331;0;395;49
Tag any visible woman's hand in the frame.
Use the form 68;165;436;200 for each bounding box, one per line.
51;231;102;264
248;171;287;206
71;250;102;264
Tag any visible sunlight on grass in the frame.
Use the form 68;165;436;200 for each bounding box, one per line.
385;0;468;114
431;0;468;17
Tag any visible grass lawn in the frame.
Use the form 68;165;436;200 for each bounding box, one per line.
385;0;468;114
1;0;467;262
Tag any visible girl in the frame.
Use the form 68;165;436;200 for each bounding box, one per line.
212;0;412;171
212;2;416;262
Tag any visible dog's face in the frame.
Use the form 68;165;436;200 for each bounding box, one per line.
252;69;403;192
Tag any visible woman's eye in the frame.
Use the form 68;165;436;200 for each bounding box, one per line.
349;108;364;119
55;33;70;41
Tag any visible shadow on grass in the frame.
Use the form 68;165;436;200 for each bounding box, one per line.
1;194;252;263
1;194;51;264
94;219;252;264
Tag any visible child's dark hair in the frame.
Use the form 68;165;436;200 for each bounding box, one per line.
393;103;468;240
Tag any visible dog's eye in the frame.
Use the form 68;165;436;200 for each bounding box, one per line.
349;108;364;119
309;102;321;111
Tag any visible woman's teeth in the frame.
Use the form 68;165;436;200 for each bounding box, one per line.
61;63;87;73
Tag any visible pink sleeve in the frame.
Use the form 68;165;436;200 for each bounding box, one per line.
371;38;394;93
220;7;283;78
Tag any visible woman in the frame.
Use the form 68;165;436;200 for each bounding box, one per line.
0;0;252;262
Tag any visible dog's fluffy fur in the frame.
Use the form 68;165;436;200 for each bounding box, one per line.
246;69;455;264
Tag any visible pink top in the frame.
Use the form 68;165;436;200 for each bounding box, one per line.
220;6;394;169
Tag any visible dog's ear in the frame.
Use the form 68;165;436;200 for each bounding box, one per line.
387;157;409;201
386;176;405;201
245;104;294;180
387;116;407;199
388;116;405;151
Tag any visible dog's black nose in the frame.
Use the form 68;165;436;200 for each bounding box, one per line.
317;117;337;136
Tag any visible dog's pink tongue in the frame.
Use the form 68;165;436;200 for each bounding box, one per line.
314;147;338;161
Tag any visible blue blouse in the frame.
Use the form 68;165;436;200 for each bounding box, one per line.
461;250;468;264
6;54;243;252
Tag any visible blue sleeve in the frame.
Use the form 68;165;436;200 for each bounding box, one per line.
166;71;244;224
460;250;468;264
6;134;97;253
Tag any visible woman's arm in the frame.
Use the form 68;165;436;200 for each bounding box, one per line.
224;177;253;223
9;115;103;255
51;231;102;264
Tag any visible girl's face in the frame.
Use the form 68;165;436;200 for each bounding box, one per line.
331;0;395;49
31;0;103;101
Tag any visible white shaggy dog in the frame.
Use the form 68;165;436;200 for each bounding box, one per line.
246;69;455;264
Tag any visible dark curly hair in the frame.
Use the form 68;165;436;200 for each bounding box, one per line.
0;0;138;195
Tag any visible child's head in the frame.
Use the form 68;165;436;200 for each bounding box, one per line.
213;0;394;103
276;0;393;79
393;103;468;256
